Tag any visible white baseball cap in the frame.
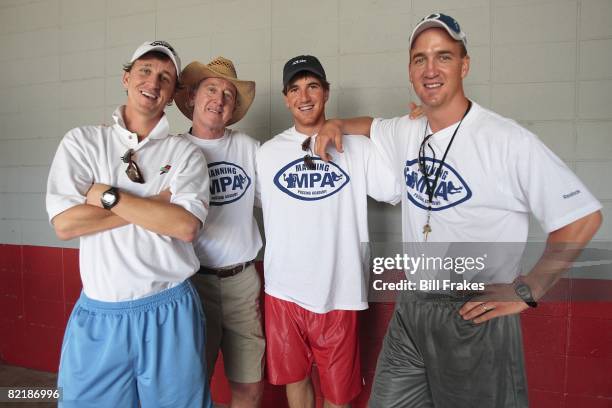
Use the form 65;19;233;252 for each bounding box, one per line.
130;40;181;76
410;13;467;51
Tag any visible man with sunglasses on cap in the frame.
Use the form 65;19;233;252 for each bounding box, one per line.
174;57;264;408
46;41;212;408
315;12;603;407
255;55;400;408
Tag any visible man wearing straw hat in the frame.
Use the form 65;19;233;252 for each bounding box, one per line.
46;41;212;407
174;57;264;408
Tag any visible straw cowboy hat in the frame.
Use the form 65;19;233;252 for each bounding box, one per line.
175;56;255;126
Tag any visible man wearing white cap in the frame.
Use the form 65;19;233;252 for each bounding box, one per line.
315;13;602;407
174;57;264;408
46;41;212;408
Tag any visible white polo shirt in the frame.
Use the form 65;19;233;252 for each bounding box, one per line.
184;129;262;268
256;127;401;313
46;106;210;302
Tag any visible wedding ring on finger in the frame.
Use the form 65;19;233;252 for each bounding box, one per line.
481;303;490;312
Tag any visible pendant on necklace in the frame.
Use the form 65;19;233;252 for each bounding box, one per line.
423;211;432;241
423;223;432;241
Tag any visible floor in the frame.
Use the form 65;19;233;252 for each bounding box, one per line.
0;364;57;407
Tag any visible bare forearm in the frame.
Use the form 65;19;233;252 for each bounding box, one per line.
524;211;603;299
52;204;129;240
459;211;601;324
109;190;201;242
316;117;374;161
331;117;374;137
52;188;182;241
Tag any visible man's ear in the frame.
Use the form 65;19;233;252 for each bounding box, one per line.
461;55;470;79
187;89;195;109
122;71;130;90
324;88;329;102
408;62;413;84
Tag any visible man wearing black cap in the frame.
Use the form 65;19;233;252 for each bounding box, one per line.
315;13;602;408
255;56;400;407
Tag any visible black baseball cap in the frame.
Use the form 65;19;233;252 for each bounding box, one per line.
282;55;326;89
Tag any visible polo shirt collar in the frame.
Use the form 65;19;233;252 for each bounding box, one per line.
112;106;171;144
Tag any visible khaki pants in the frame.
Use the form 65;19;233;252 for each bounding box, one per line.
191;264;265;384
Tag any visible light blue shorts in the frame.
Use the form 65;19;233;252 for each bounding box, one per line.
58;280;212;408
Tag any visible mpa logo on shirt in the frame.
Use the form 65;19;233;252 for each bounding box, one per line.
404;158;472;210
274;158;350;201
208;161;251;206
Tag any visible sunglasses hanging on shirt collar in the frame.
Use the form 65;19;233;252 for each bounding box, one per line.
121;149;145;184
301;137;316;170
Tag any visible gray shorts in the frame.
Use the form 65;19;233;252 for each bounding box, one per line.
369;291;528;408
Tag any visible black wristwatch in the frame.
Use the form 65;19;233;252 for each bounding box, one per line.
514;277;537;308
101;187;120;210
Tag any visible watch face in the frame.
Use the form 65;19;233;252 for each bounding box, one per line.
101;189;118;209
515;281;537;307
102;191;115;205
516;283;532;299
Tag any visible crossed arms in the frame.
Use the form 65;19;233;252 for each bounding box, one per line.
52;185;201;243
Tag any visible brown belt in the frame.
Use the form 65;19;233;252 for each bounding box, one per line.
197;260;254;278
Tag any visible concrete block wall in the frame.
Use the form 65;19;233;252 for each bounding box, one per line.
0;0;610;246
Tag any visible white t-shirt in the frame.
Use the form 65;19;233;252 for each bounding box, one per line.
256;127;401;313
184;129;262;268
46;106;210;302
370;102;602;282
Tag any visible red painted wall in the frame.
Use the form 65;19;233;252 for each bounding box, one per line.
1;244;611;407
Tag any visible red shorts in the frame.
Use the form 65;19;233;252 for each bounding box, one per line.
264;294;362;405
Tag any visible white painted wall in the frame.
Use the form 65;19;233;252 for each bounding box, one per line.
0;0;610;248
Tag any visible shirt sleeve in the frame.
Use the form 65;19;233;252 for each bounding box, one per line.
45;129;94;223
370;117;404;171
169;146;210;225
512;129;602;233
363;138;401;205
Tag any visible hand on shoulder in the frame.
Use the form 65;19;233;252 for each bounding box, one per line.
408;102;424;120
315;119;344;162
